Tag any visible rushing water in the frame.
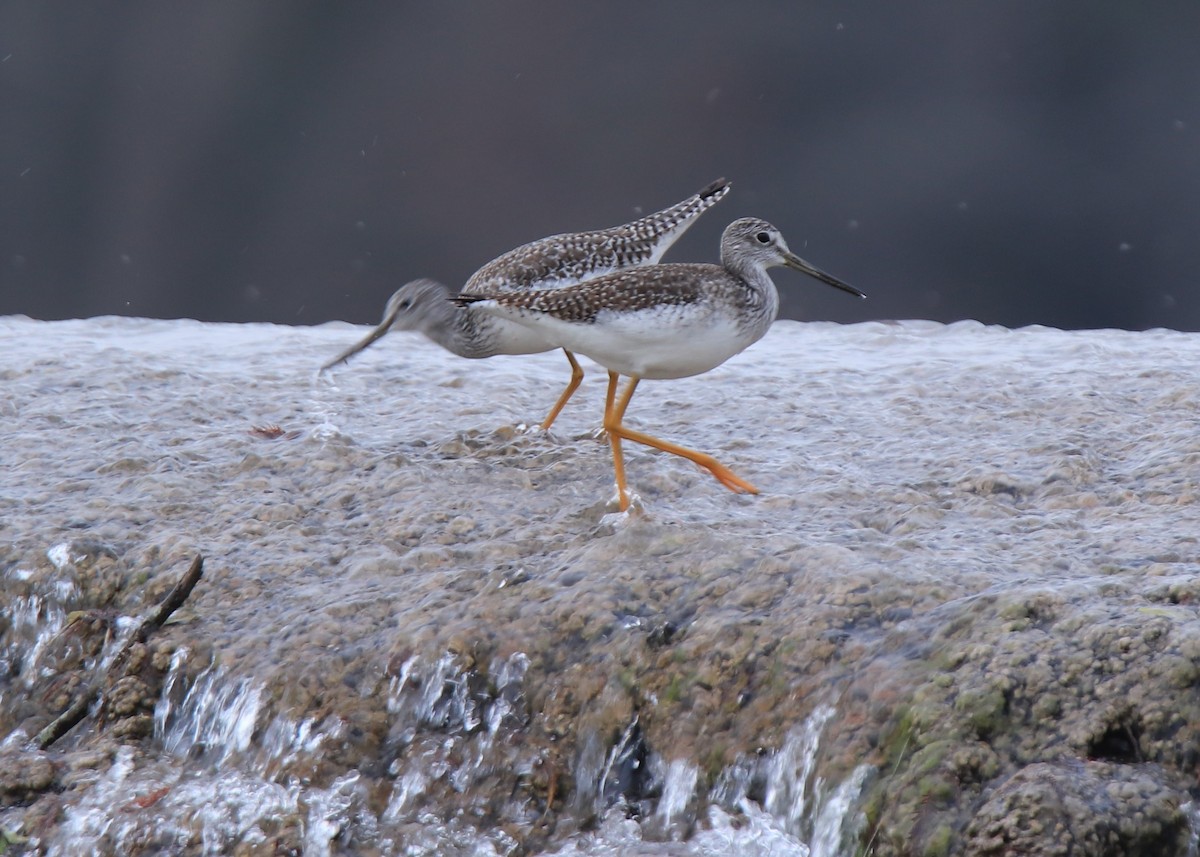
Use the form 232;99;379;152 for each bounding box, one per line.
16;644;857;855
4;315;1200;854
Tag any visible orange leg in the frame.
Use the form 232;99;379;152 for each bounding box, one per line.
604;376;759;507
604;369;618;426
604;373;630;510
539;350;584;430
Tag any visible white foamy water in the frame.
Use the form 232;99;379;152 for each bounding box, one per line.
3;315;1200;854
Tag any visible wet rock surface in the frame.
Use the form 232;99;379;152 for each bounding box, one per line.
964;760;1184;857
1;317;1199;855
0;751;57;808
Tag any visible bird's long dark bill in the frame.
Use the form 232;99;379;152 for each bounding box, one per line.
783;251;866;299
319;302;404;371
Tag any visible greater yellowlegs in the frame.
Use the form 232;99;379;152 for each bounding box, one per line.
454;217;865;510
321;179;731;430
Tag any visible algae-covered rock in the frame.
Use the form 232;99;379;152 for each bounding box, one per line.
0;751;57;808
965;760;1186;856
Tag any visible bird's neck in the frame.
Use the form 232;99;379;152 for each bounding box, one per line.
431;305;497;359
418;303;476;358
722;257;781;330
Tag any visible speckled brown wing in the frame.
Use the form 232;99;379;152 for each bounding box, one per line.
463;179;730;294
470;263;736;324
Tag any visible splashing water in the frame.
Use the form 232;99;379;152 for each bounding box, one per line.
764;704;837;831
23;640;870;856
5;595;68;688
655;759;700;837
159;665;264;764
809;765;873;857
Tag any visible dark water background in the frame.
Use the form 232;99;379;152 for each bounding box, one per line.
2;3;1198;330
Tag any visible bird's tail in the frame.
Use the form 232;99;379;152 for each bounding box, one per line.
627;177;731;257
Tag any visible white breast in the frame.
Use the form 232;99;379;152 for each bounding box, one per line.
500;303;756;380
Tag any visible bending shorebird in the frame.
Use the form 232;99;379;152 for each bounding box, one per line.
320;179;731;430
454;217;865;510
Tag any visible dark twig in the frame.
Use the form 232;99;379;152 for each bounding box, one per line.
34;692;93;752
36;554;204;750
132;553;204;646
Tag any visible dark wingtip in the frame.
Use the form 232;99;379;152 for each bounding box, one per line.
698;177;731;201
450;293;486;308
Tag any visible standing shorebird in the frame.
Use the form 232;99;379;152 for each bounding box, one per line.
454;217;865;510
320;179;731;430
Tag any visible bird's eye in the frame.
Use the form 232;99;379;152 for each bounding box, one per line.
755;231;771;244
399;300;412;310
